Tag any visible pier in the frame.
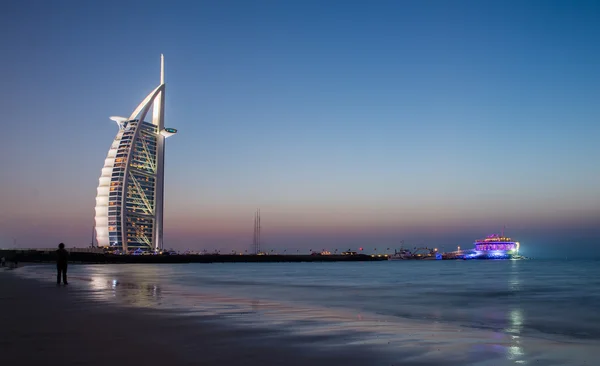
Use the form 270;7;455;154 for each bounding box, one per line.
0;249;388;264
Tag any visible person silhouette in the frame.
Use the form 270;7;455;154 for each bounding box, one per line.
56;243;69;285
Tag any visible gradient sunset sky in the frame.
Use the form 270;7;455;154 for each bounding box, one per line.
1;0;599;258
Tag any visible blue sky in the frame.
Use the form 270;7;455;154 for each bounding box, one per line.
1;0;599;257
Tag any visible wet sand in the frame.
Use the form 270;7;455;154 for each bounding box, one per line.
0;270;394;366
4;265;598;366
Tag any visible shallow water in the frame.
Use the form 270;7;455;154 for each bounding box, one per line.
18;260;600;365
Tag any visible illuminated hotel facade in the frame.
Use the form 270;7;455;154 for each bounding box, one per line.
94;55;177;252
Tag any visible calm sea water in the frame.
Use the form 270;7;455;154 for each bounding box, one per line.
18;260;600;365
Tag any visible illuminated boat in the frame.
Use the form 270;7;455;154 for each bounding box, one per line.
464;233;521;260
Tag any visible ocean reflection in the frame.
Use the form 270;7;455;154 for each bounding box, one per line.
507;308;523;334
474;261;527;364
505;261;525;363
505;309;525;363
88;273;162;307
509;260;521;292
14;262;600;366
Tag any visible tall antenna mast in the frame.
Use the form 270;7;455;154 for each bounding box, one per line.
91;226;95;248
253;210;258;254
258;209;261;254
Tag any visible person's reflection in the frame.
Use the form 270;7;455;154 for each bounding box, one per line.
252;299;260;313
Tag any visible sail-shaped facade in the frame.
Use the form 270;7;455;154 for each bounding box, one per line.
94;55;177;252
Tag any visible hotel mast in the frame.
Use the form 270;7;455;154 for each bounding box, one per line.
94;55;177;252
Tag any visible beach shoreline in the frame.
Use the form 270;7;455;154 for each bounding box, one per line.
3;263;599;366
0;269;397;366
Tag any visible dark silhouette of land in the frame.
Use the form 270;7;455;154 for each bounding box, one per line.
0;249;387;264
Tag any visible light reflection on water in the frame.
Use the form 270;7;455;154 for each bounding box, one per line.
16;261;600;365
505;260;525;363
87;271;163;307
506;309;525;362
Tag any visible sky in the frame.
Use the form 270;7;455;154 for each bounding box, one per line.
1;0;599;258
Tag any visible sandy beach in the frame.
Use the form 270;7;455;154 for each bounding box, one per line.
4;262;599;366
0;268;395;366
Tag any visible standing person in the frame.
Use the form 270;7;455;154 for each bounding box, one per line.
56;243;69;285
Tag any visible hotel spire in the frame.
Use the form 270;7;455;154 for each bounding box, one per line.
160;54;165;84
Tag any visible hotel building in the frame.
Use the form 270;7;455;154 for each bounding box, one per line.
94;55;176;252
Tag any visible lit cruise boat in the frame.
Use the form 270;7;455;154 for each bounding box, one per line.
464;233;521;259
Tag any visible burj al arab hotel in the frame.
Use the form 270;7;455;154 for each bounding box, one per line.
94;55;177;252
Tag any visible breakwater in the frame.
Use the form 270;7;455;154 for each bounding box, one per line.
0;249;387;264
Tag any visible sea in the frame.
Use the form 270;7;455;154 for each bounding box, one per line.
17;259;600;365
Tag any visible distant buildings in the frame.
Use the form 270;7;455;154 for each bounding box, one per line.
94;55;177;252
